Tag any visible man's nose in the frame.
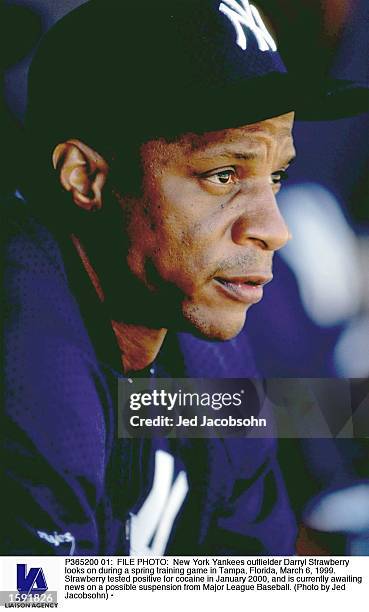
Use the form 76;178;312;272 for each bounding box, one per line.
231;184;291;252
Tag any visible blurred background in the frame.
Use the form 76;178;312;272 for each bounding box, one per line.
1;0;368;554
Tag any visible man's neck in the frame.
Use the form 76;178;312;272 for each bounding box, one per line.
71;234;167;374
111;321;167;373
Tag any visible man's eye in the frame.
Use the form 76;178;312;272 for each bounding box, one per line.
203;169;236;185
271;169;289;185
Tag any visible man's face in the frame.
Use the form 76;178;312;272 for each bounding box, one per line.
115;112;295;340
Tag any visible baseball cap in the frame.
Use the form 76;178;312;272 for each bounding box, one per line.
0;2;41;69
27;0;368;153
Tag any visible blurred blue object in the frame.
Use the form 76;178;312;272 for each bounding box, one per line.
304;483;369;555
278;183;362;327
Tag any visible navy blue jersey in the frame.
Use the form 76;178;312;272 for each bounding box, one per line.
2;198;297;555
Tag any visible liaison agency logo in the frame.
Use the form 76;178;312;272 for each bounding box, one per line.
17;564;48;595
0;563;58;607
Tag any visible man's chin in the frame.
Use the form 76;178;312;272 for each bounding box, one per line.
181;303;248;342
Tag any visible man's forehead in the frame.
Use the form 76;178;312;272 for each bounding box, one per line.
141;112;295;168
184;112;295;152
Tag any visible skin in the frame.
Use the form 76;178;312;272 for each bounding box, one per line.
54;112;295;373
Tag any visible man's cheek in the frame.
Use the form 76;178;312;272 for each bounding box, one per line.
164;236;212;281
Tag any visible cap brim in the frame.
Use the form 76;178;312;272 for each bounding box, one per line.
136;73;368;143
293;78;369;120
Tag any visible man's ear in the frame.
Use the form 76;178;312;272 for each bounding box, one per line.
52;139;109;211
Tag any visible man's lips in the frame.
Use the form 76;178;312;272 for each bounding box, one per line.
213;274;273;305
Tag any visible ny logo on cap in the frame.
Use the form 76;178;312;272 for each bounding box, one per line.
219;0;277;52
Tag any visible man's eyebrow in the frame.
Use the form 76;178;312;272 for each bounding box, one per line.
193;150;260;161
282;154;296;167
193;150;297;165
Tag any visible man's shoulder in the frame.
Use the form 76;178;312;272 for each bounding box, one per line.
3;197;113;474
3;197;97;355
3;196;112;412
3;195;64;268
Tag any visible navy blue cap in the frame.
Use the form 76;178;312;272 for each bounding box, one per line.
27;0;368;152
0;3;41;69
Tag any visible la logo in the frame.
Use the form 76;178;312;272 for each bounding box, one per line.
219;0;277;52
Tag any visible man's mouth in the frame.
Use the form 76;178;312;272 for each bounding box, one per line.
213;274;272;305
